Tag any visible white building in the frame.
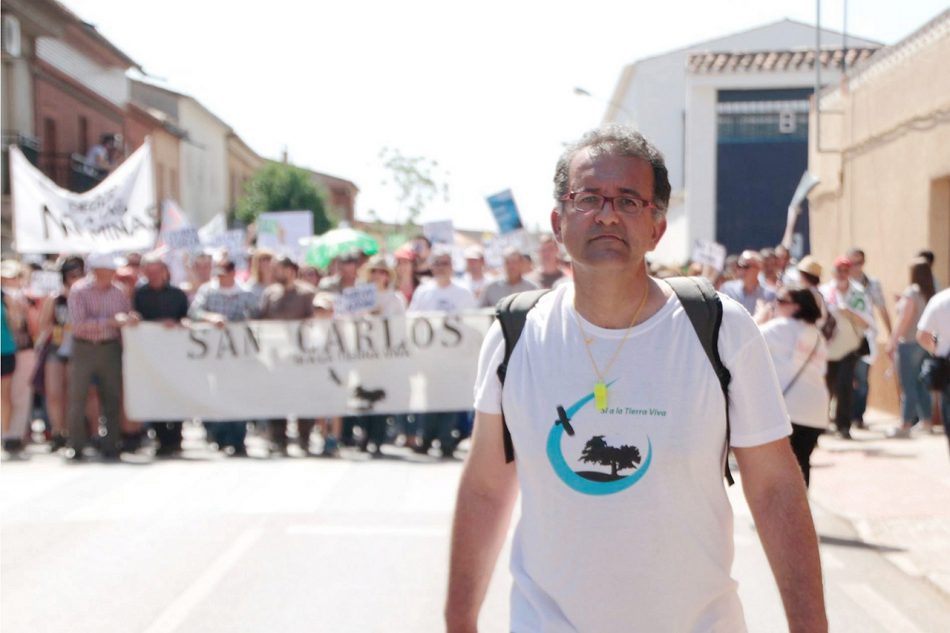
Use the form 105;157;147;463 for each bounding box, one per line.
604;19;880;264
131;79;232;227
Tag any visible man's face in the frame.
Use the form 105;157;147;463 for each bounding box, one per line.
194;256;212;282
551;152;664;271
504;254;523;283
413;239;431;261
465;257;484;277
762;254;777;275
273;263;292;284
431;256;453;281
539;240;559;267
93;268;115;286
143;262;166;287
736;257;761;283
339;260;358;283
834;263;851;284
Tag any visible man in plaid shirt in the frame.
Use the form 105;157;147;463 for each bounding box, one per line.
188;258;259;455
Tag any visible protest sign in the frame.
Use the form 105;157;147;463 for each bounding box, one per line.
336;283;378;316
164;227;201;251
256;211;313;259
12;140;157;253
691;239;727;272
29;271;64;297
486;189;523;234
422;220;454;246
122;312;496;420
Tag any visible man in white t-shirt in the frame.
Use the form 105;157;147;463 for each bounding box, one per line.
446;126;826;632
916;287;950;454
408;247;477;457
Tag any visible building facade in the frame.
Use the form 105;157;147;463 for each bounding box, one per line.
808;10;950;413
604;19;879;264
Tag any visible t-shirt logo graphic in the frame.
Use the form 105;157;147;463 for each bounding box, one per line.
546;382;653;496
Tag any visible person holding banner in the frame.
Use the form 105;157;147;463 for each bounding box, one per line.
189;257;259;456
131;254;190;457
0;260;36;452
260;256;317;456
447;125;825;632
64;253;137;462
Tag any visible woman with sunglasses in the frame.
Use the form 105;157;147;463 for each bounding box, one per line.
759;285;828;486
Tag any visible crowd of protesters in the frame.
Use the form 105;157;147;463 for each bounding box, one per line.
1;235;947;466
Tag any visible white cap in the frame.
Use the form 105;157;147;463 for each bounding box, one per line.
86;252;121;270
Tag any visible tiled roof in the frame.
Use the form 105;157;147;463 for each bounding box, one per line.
687;47;878;74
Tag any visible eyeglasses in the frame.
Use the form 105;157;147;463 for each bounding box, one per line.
432;260;452;267
776;297;795;305
560;191;655;216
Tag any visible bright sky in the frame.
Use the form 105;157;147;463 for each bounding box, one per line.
61;0;947;234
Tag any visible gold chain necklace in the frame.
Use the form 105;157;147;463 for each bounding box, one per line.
571;282;650;411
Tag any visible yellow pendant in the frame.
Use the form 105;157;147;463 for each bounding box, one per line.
594;382;607;411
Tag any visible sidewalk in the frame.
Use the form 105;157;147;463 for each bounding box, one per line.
808;407;950;598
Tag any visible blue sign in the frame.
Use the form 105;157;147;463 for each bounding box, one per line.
486;189;523;234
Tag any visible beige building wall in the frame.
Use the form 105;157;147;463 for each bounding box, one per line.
808;13;950;413
227;134;264;213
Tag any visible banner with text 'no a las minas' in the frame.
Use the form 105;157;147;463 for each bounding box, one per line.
11;140;157;253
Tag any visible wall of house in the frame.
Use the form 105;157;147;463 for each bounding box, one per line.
809;21;950;414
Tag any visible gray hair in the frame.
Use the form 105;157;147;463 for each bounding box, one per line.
553;125;671;219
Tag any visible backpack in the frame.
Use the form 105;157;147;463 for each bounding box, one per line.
494;277;735;485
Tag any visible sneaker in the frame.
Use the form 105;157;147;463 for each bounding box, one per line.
886;426;911;439
911;421;933;435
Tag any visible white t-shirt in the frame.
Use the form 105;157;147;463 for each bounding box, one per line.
760;318;829;429
473;283;791;632
917;287;950;357
407;280;477;313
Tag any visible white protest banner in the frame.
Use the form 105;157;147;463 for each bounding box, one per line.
12;140;157;253
691;239;727;272
122;312;496;420
336;283;378;316
29;271;64;296
256;211;313;259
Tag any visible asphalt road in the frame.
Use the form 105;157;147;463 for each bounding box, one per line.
2;426;948;632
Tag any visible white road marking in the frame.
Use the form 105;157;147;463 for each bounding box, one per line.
142;527;263;633
286;525;447;537
840;583;922;633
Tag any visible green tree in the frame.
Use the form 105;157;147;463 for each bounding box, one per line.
379;147;449;226
235;161;334;235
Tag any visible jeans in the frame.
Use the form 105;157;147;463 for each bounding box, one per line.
789;424;824;487
852;359;870;422
897;342;932;423
420;411;457;455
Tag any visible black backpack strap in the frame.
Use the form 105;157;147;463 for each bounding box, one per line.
495;289;551;463
665;277;735;486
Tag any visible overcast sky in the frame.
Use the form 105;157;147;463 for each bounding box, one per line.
60;0;948;234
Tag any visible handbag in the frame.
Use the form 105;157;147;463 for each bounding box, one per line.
920;353;950;391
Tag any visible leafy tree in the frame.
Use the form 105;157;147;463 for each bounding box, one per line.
579;435;641;477
379;147;449;226
235;161;334;235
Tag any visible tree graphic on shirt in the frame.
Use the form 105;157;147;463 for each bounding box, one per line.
579;435;641;478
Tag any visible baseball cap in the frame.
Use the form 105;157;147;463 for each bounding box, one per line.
464;245;485;260
833;255;852;269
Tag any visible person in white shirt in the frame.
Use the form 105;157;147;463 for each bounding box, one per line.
820;256;874;439
407;248;477;314
446;125;825;633
408;247;476;457
759;285;828;486
459;245;491;302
